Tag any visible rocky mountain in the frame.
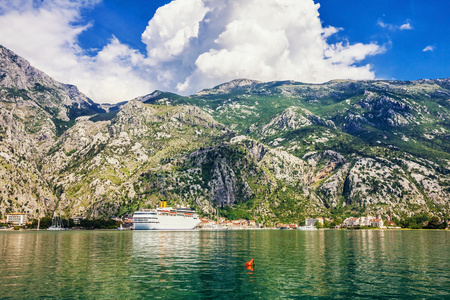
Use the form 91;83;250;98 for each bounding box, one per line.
0;45;104;218
0;46;449;224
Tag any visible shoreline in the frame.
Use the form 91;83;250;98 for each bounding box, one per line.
1;227;448;232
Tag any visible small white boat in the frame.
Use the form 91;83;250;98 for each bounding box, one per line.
297;225;317;230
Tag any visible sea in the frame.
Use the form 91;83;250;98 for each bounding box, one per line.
0;229;449;299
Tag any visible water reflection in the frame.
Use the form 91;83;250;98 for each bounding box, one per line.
0;231;135;298
0;230;449;299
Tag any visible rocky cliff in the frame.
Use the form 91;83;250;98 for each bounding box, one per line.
1;46;449;223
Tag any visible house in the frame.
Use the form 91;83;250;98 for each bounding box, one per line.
305;218;322;226
305;217;333;227
6;213;27;226
199;218;214;228
123;217;133;224
343;217;360;227
224;221;233;228
370;219;384;227
343;216;384;228
231;220;242;228
238;219;248;226
110;216;122;222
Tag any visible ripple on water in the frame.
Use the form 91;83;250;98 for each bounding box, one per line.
0;230;449;299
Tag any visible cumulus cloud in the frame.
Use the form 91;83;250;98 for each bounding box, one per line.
146;0;385;94
0;0;156;102
0;0;385;103
423;45;435;52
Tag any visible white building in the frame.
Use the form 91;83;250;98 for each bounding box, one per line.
6;213;27;226
305;217;324;226
343;216;384;228
370;218;384;227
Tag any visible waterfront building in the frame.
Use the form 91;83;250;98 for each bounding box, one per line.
110;216;122;222
198;218;216;228
305;218;321;226
343;215;384;228
305;217;332;226
343;217;359;227
370;218;384;227
6;213;27;226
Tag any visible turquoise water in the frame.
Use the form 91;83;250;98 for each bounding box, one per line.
0;230;449;299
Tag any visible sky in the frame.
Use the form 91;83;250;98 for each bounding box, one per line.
0;0;448;103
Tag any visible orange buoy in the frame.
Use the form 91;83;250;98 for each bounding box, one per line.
246;258;254;267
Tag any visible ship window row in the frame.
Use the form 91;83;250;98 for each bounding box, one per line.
134;218;158;222
134;221;159;223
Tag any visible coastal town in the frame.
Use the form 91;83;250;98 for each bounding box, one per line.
1;212;448;230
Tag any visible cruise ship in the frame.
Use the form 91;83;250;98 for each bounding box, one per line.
133;200;201;230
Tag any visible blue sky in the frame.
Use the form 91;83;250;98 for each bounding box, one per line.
77;0;169;54
317;0;450;81
0;0;448;103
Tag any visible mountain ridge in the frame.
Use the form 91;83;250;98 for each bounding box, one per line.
0;45;449;224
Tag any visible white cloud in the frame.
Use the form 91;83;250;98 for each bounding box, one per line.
378;19;413;31
423;45;435;52
377;20;394;30
0;0;385;103
399;22;413;30
0;0;156;103
147;0;385;94
323;26;343;38
142;0;210;63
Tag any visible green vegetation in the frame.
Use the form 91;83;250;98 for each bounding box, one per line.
396;214;448;229
2;66;450;222
78;218;121;229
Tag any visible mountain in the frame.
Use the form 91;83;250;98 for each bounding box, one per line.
0;46;449;224
0;45;104;218
139;79;450;221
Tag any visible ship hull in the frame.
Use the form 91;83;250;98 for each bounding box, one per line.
133;214;201;230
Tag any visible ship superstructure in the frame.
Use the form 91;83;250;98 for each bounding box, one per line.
133;200;201;230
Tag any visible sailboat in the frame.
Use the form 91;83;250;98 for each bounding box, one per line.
47;215;69;230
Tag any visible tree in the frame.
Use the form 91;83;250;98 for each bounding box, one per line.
330;218;343;227
31;217;52;229
426;216;445;229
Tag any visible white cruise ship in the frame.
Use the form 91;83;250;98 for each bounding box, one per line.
133;200;201;230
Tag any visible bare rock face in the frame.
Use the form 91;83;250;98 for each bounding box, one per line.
196;79;262;95
1;45;449;223
0;46;54;89
0;46;104;218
